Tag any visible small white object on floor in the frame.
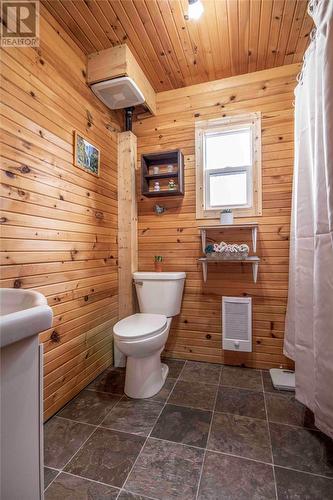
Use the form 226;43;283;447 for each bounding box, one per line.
269;368;295;391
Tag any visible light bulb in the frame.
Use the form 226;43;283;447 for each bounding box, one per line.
188;0;204;20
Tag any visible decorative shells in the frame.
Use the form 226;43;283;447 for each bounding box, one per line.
207;241;249;259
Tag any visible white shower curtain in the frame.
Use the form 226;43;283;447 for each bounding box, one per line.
285;0;333;439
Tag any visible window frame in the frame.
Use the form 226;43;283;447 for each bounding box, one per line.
195;113;262;220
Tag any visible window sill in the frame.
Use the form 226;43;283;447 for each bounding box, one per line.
196;207;262;220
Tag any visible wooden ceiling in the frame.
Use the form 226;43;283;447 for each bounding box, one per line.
42;0;312;92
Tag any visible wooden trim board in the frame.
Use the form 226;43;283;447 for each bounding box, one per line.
118;131;138;319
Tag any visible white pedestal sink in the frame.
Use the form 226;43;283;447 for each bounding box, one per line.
0;289;53;500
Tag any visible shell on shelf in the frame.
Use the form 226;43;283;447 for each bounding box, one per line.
207;241;250;259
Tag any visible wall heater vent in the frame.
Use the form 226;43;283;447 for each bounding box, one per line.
222;297;252;352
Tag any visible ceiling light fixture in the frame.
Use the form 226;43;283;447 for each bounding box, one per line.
188;0;204;21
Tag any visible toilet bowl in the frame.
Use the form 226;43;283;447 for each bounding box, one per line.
114;313;172;398
113;272;186;398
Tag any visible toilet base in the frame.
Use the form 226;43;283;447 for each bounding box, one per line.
124;352;169;399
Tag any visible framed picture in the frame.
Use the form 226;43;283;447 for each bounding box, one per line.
74;131;100;176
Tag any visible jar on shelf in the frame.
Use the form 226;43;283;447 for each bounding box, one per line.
153;181;160;191
220;209;233;224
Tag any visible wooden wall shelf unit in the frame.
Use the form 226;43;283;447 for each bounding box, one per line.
200;223;258;253
141;150;184;198
198;223;260;283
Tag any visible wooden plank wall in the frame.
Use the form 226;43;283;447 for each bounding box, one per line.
0;6;121;420
133;64;300;370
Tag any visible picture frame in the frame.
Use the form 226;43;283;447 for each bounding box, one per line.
74;131;100;176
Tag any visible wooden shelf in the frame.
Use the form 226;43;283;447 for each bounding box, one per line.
141;149;184;197
199;256;260;262
199;223;258;253
143;189;183;198
144;172;178;180
198;256;260;283
199;223;259;229
198;223;260;283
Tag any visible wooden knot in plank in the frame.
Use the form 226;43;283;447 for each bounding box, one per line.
19;165;31;174
50;331;60;343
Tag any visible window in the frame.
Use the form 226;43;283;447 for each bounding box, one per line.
195;113;262;219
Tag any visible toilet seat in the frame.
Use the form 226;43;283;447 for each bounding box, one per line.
113;313;167;341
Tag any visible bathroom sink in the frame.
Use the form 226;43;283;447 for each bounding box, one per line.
0;288;53;348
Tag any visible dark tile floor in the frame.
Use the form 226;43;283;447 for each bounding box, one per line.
44;359;333;499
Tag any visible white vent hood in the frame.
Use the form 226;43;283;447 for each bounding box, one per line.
87;44;156;116
91;77;145;110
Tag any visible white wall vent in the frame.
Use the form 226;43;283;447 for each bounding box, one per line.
91;77;145;110
222;297;252;352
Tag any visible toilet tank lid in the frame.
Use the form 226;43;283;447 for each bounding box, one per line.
133;272;186;280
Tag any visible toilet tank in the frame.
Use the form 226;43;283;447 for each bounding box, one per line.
133;272;186;317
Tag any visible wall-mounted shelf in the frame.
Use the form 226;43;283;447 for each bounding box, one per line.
198;256;260;283
198;223;260;283
199;223;258;253
141;149;184;197
144;172;178;180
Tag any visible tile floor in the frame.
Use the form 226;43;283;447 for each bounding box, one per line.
44;359;333;499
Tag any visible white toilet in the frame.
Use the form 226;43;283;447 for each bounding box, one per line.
113;271;186;398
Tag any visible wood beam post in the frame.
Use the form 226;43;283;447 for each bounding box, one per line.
117;131;138;320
